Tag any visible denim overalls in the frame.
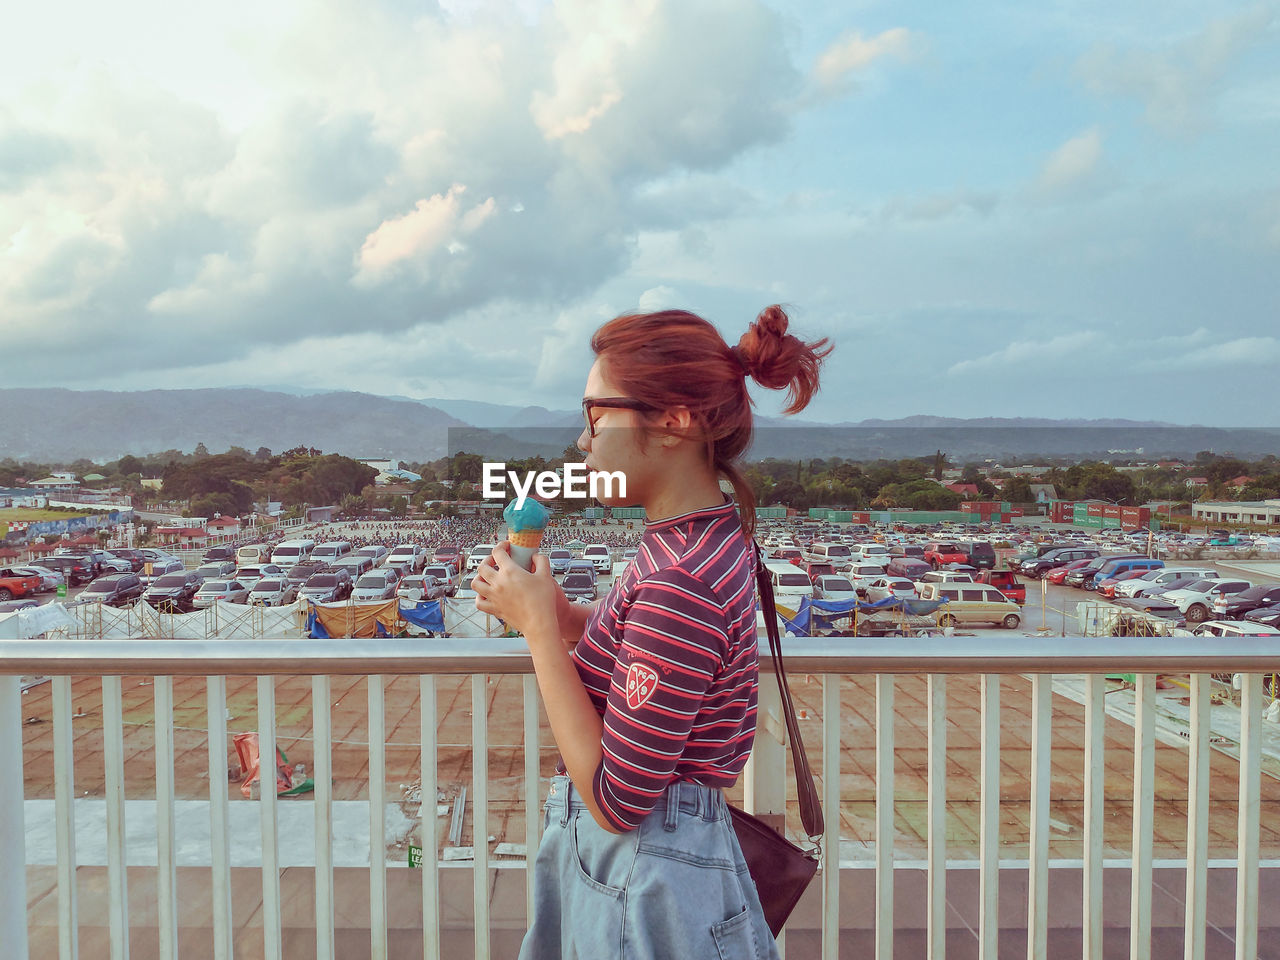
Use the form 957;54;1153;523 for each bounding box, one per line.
518;774;779;960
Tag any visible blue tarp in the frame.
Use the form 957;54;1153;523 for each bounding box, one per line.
399;600;445;633
306;605;328;638
773;595;950;637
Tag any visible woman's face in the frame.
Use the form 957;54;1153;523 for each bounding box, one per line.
577;359;661;507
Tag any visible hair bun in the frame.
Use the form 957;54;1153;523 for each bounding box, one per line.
735;305;831;415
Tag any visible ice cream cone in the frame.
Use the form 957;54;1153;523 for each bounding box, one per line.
508;528;543;570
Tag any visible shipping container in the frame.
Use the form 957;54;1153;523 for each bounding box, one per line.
755;506;787;519
581;507;605;519
610;506;646;520
808;507;829;519
1087;503;1105;517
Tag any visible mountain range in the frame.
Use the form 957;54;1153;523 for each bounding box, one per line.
1;388;1278;464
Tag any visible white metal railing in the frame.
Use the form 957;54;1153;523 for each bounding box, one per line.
1;637;1277;960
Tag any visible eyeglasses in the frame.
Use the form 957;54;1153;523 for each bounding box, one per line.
581;397;652;438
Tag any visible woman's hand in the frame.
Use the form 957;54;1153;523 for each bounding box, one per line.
472;542;560;641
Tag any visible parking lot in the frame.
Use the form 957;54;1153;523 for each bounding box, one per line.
7;515;1280;640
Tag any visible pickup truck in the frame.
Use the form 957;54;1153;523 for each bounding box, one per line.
0;568;43;601
923;542;968;568
975;569;1025;604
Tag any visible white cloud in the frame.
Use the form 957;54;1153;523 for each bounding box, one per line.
353;185;496;287
1075;5;1277;136
1035;127;1103;194
947;331;1104;377
813;27;914;91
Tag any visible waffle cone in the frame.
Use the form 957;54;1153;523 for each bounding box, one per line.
508;528;544;549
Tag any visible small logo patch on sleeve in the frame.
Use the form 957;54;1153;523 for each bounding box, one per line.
625;662;660;710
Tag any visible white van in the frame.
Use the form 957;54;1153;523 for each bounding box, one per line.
312;541;353;563
807;542;853;570
270;539;316;570
918;583;1021;629
236;544;272;567
765;561;813;599
848;543;891;567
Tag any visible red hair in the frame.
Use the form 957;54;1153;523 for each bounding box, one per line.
590;305;831;538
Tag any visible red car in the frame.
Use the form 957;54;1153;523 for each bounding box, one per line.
774;548;804;567
976;569;1026;604
0;567;43;602
1045;559;1093;585
924;542;968;568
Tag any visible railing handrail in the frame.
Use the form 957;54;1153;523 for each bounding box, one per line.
2;636;1278;676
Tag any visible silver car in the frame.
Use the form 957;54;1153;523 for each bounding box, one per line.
249;577;298;607
396;575;445;603
352;570;399;601
192;579;250;608
234;563;285;590
13;566;64;592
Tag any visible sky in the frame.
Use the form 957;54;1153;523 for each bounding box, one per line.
2;0;1279;426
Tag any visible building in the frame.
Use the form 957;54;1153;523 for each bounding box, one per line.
206;516;243;536
1028;484;1058;504
28;477;80;493
1191;500;1280;525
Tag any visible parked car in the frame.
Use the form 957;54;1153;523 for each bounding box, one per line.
355;544;390;568
249;577;299;607
847;563;891;597
848;544;891;567
562;572;598;602
923;542;968;568
202;545;237;563
141;557;185;583
583;544;612;572
1184;620;1280;638
35;555;94;586
1096;569;1160;599
1020;546;1101;578
192;579;250;608
11;566;64;593
466;544;495;572
106;548;147;572
79;573;146;607
919;570;975;585
864;577;917;603
297;572;353;604
0;567;44;601
918;582;1022;629
1242;605;1280;629
1112;567;1218;599
1045;559;1094;586
1212;583;1280;620
814;576;858;602
563;559;598;581
352;570;400;601
434;543;462;567
142;572;203;611
387;544;427;575
548;549;573;575
964;542;997;570
332;556;374;580
194;561;237;582
1156;579;1253;624
421;563;460;597
286;560;329;587
234;563;285;590
889;544;925;559
885;557;931;581
397;575;447;603
975;569;1025;604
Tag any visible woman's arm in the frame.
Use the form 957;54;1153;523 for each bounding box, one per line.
473;548;621;833
555;591;601;649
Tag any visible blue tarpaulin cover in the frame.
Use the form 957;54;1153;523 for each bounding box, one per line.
398;600;445;633
773;595;949;636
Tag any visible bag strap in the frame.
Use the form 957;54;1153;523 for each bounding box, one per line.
754;542;824;842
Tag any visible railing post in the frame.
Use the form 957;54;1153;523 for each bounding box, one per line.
747;671;787;830
0;675;29;960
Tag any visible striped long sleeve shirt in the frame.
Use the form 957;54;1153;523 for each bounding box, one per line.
568;496;759;832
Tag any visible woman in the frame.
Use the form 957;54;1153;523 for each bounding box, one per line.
473;305;830;959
